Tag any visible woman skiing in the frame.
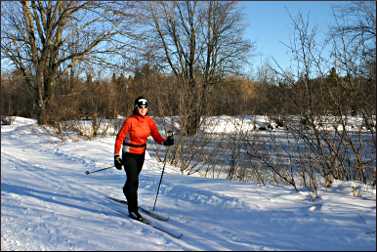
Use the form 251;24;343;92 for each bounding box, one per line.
114;96;174;221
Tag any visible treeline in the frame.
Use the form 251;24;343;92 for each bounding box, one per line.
2;64;374;123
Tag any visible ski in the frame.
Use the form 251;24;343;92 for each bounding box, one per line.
107;196;169;221
108;197;182;239
129;215;183;239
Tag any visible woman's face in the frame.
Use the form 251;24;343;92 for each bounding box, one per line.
137;105;148;116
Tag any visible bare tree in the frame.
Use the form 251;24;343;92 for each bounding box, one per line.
265;6;376;193
142;1;252;135
1;0;137;124
328;1;376;184
330;1;376;78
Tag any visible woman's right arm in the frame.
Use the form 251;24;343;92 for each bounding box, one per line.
114;118;131;156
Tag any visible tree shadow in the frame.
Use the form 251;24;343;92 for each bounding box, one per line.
1;182;120;218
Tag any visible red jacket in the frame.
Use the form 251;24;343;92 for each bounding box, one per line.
114;114;166;155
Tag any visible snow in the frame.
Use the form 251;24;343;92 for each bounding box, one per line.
1;117;376;251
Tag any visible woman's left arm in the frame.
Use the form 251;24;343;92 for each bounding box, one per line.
148;117;166;144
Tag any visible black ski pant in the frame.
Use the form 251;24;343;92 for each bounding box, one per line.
122;152;145;213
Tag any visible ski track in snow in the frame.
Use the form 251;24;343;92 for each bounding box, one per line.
1;117;376;251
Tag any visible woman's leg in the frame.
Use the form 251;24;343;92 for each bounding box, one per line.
122;153;146;213
123;153;140;213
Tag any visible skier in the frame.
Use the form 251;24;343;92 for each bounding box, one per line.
114;96;174;221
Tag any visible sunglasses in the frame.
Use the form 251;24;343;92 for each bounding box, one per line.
136;101;148;108
137;104;148;109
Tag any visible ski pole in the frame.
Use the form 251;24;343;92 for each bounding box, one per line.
153;131;173;211
153;147;169;211
85;165;113;175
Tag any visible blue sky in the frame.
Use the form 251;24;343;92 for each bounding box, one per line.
1;1;366;79
238;1;348;75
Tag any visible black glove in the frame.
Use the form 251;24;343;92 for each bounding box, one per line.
114;155;123;170
163;135;174;146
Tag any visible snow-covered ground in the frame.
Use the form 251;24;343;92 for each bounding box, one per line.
1;117;376;251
